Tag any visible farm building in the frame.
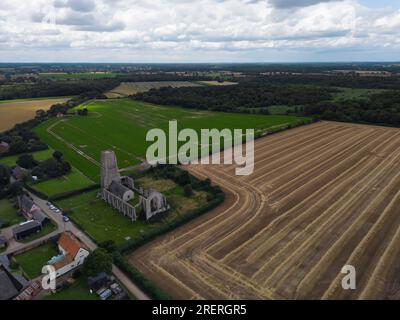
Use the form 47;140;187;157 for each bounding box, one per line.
13;221;42;240
0;141;9;154
45;232;89;278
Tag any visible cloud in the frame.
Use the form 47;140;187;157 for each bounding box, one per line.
0;0;399;62
269;0;343;9
53;0;96;12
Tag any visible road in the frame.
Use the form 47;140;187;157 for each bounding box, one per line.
3;190;150;300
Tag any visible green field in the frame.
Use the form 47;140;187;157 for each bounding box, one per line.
0;199;23;228
44;277;99;300
14;242;58;279
34;99;309;180
56;176;208;246
332;87;387;101
267;105;298;115
31;168;95;197
0;149;54;167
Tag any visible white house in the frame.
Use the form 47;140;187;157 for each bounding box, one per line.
45;232;89;278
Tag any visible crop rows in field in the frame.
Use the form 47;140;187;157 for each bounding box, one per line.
130;121;400;300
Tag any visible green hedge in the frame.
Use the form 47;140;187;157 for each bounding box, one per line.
113;252;171;300
49;183;100;201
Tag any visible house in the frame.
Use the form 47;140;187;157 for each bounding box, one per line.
45;232;89;278
0;141;9;154
13;221;42;241
0;265;24;300
12;166;29;181
18;195;49;224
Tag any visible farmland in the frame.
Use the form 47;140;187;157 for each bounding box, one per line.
0;97;71;132
106;81;202;98
34;99;307;180
130;121;400;300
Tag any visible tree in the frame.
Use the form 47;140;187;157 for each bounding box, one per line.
0;164;11;186
17;154;36;169
83;248;113;277
53;150;63;162
9;181;24;196
59;161;72;175
184;184;193;197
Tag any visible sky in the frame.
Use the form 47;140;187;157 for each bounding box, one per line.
0;0;399;63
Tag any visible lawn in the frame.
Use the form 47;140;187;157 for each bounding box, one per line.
56;176;208;246
0;149;54;167
14;242;59;279
34;99;309;180
0;199;24;228
44;276;99;300
31;168;95;197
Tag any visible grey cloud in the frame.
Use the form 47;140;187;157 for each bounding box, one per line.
270;0;342;9
53;0;96;12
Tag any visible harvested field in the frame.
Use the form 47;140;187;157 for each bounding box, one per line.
106;81;201;98
0;97;70;132
130;121;400;300
197;81;238;86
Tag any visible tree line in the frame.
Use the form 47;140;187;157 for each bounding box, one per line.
133;84;334;112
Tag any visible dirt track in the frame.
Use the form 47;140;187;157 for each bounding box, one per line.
130;121;400;300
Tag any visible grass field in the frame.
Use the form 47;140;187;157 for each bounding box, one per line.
15;242;58;279
0;149;54;167
44;277;99;300
31;168;95;197
106;81;201;98
0;199;23;227
34;99;308;180
0;97;71;132
56;176;208;246
332;87;387;101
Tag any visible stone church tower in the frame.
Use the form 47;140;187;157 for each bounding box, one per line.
101;150;120;189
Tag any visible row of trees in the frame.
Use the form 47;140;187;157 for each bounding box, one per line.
133;84;334;112
0;78;120;101
304;91;400;126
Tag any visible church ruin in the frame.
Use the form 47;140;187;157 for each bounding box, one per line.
101;150;170;222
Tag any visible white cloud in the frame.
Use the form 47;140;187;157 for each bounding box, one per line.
0;0;398;62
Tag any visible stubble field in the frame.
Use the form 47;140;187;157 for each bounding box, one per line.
0;97;70;132
130;121;400;300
